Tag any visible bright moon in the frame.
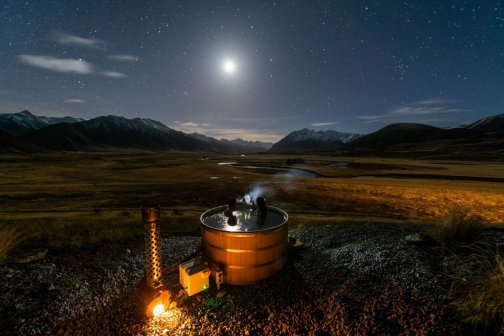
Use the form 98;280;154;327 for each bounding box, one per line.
222;59;236;74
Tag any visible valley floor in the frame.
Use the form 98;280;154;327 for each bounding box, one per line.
0;152;503;335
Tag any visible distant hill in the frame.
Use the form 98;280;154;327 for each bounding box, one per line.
466;114;504;134
22;123;96;151
24;115;212;151
0;110;83;136
189;133;272;153
2;110;504;158
269;128;361;152
218;138;272;152
0;128;42;153
348;123;477;149
16;113;271;153
345;117;504;159
266;114;504;159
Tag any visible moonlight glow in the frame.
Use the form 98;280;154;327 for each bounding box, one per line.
222;59;236;75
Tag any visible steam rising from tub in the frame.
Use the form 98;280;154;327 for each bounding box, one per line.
235;184;274;224
241;184;275;203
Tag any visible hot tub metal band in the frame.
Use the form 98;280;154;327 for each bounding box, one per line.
226;255;287;270
203;239;286;253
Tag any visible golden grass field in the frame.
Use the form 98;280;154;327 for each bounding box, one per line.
0;151;503;247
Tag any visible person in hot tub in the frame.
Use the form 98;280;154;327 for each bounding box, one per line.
224;198;237;225
256;196;267;226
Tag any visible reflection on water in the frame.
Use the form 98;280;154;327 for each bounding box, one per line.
219;163;317;178
203;207;287;232
328;162;349;168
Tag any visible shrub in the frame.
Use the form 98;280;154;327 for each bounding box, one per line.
432;207;482;246
0;224;25;264
453;249;504;334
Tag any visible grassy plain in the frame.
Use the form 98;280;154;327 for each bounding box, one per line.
0;151;503;248
1;151;503;333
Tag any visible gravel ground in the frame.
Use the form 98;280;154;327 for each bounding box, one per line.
0;224;462;336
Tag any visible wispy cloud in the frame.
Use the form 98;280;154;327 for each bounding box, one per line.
414;98;455;105
311;122;340;127
358;115;396;122
359;99;467;124
204;128;281;143
171;121;281;142
101;70;127;78
18;55;93;74
108;54;138;62
179;122;209;127
18;55;127;79
390;104;463;117
65;98;86;103
50;31;106;49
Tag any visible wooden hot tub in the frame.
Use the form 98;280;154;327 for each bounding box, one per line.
200;205;288;285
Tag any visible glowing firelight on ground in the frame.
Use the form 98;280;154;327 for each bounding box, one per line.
147;307;183;334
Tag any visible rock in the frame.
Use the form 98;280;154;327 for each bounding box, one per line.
216;290;226;298
15;248;48;264
404;233;435;245
4;267;19;278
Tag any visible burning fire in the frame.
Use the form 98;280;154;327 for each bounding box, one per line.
152;303;165;317
142;289;171;318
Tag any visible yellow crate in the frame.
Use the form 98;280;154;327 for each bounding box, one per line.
179;258;210;296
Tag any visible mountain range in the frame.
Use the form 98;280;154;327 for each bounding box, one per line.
0;111;272;153
271;115;504;156
0;110;84;136
269;129;362;152
0;110;503;159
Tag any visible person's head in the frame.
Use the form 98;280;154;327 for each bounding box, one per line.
227;215;237;225
227;198;236;208
256;197;267;222
256;197;266;210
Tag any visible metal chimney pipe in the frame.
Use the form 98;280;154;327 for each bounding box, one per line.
142;205;162;288
139;205;170;317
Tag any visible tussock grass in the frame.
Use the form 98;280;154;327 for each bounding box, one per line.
452;247;504;334
430;207;483;246
0;224;25;264
1;210;201;249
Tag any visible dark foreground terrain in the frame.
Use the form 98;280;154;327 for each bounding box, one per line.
2;223;502;336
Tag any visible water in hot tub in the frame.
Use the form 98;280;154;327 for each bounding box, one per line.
202;205;287;232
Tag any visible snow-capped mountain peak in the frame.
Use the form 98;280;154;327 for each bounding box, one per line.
0;110;84;136
269;128;363;152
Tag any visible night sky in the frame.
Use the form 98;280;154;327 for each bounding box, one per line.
1;1;503;142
